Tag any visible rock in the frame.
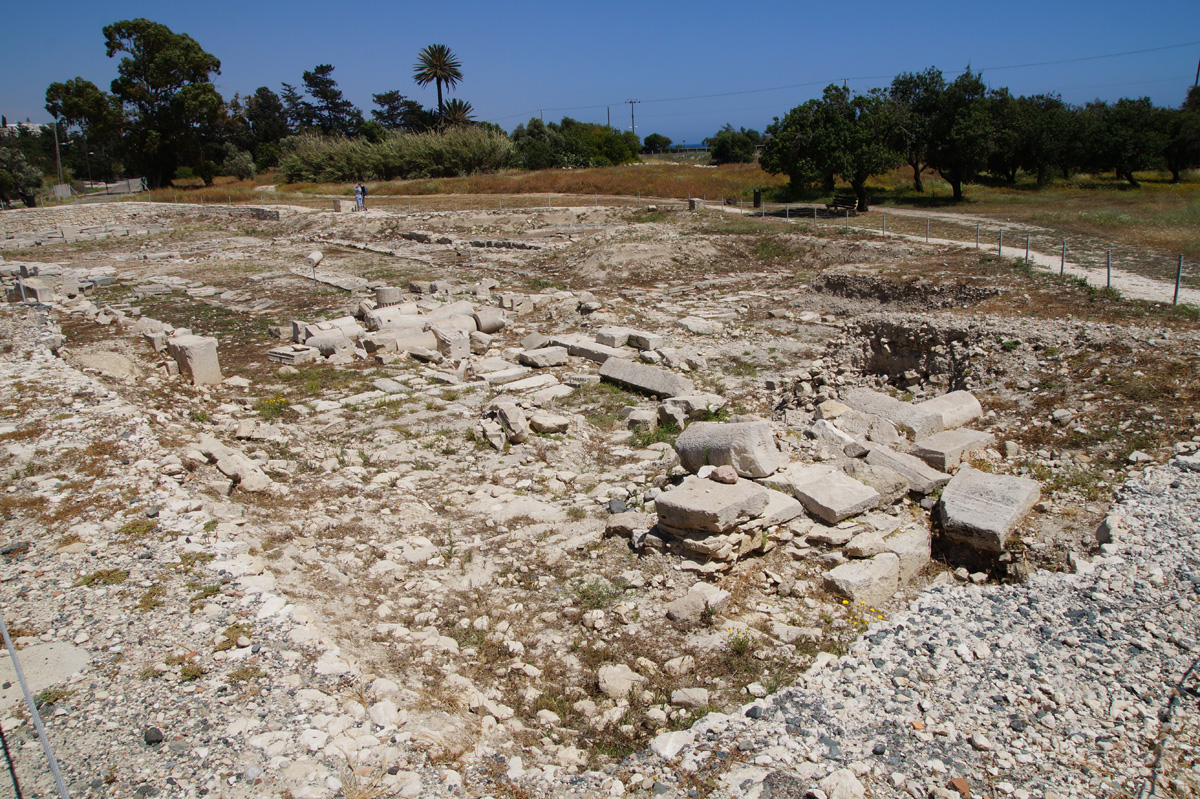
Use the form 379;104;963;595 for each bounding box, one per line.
658;403;688;430
494;402;530;444
825;553;900;607
780;463;881;524
665;582;731;626
760;488;805;525
939;464;1041;552
431;324;470;360
843;387;942;439
144;727;164;746
708;464;738;484
883;525;931;583
661;393;726;419
304;251;323;267
650;729;694;760
599;358;694;398
675;316;723;335
472;308;507;334
529;411;570;434
843;460;909;505
846;532;887;558
167;335;223;385
605;512;655;539
627;330;664;351
915;390;984;430
663;655;695;677
865;445;951;495
815;399;851;420
670;688;710;708
674;421;785;478
819;768;866;799
518;346;569;368
595;327;630;347
911;428;996;471
626;409;657;431
597;664;645;701
655;476;769;533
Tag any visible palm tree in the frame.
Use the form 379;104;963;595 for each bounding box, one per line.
441;98;475;128
412;44;463;122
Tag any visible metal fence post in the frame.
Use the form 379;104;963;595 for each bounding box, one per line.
1106;250;1111;288
1;610;71;799
926;218;930;243
1175;255;1184;305
1025;235;1030;264
785;203;789;220
881;214;886;235
998;229;1003;255
975;223;979;248
1061;240;1066;275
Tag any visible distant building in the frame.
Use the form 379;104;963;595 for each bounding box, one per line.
0;119;45;137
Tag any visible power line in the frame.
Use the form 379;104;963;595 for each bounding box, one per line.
491;38;1200;125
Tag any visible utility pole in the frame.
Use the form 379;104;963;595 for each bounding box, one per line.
51;117;64;185
627;99;640;137
539;109;544;122
1194;53;1199;87
607;107;610;128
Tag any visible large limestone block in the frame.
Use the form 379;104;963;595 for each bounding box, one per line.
655;476;769;534
843;460;908;505
883;525;931;583
760;487;805;525
911;428;995;471
939;465;1041;552
431;324;470;360
661;393;727;419
473;308;507;334
865;445;951;495
674;421;785;478
554;336;632;364
167;334;222;385
782;464;881;524
915;390;983;430
599;358;694;398
824;553;900;607
518;346;569;368
307;333;352;357
422;300;478;322
843;387;942;439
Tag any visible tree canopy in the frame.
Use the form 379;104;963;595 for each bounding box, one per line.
413;44;463;121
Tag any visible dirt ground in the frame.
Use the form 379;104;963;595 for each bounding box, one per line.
2;199;1198;781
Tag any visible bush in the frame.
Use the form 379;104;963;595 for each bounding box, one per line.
222;149;256;180
280;128;513;183
195;161;218;186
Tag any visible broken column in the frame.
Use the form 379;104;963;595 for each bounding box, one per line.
674;421;785;478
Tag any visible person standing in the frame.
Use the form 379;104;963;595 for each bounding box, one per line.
360;181;368;211
354;182;364;212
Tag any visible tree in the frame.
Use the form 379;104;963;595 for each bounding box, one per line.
706;124;758;164
888;67;945;191
441;98;475;128
985;88;1021;184
511;117;566;170
926;69;993;201
761;85;900;211
45;77;125;182
1163;86;1200;183
371;90;434;132
102;18;226;186
0;148;43;207
1081;97;1164;187
301;64;362;136
412;44;463;122
243;87;290;167
1015;94;1073;185
642;133;672;153
280;82;315;130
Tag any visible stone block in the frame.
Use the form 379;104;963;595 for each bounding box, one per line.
824;552;900;607
518;346;569;368
307;333;352;357
939;465;1040;553
599;358;694;398
167;335;222;385
628;330;665;351
843;460;909;505
557;336;632;364
661;393;727;419
781;463;881;524
760;487;805;525
865;445;950;495
655;476;769;534
375;286;403;307
494;401;529;444
529;411;570;434
883;525;931;583
911;428;996;471
431;324;470;360
363;303;421;331
915;390;983;430
843;387;942;438
674;421;784;478
595;327;631;347
665;582;731;625
8;279;52;304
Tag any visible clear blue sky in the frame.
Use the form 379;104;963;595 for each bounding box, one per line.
3;0;1199;143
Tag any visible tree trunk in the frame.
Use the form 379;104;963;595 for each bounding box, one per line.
851;180;869;212
1120;169;1140;188
1036;165;1048;186
909;158;924;192
939;169;964;201
822;173;835;193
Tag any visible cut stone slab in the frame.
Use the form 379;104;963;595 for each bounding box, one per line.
911;428;996;471
915;390;983;430
0;643;91;711
655;476;769;534
865;445;951;495
780;463;881;524
939;465;1041;553
824;552;900;608
843;387;942;439
599;358;694;398
674;421;785;478
661;393;727;419
529;411;570;433
167;334;222;385
843;460;909;505
518;346;569;368
760;487;805;525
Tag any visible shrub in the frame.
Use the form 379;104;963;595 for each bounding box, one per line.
222;149;256;180
280;128;513;183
